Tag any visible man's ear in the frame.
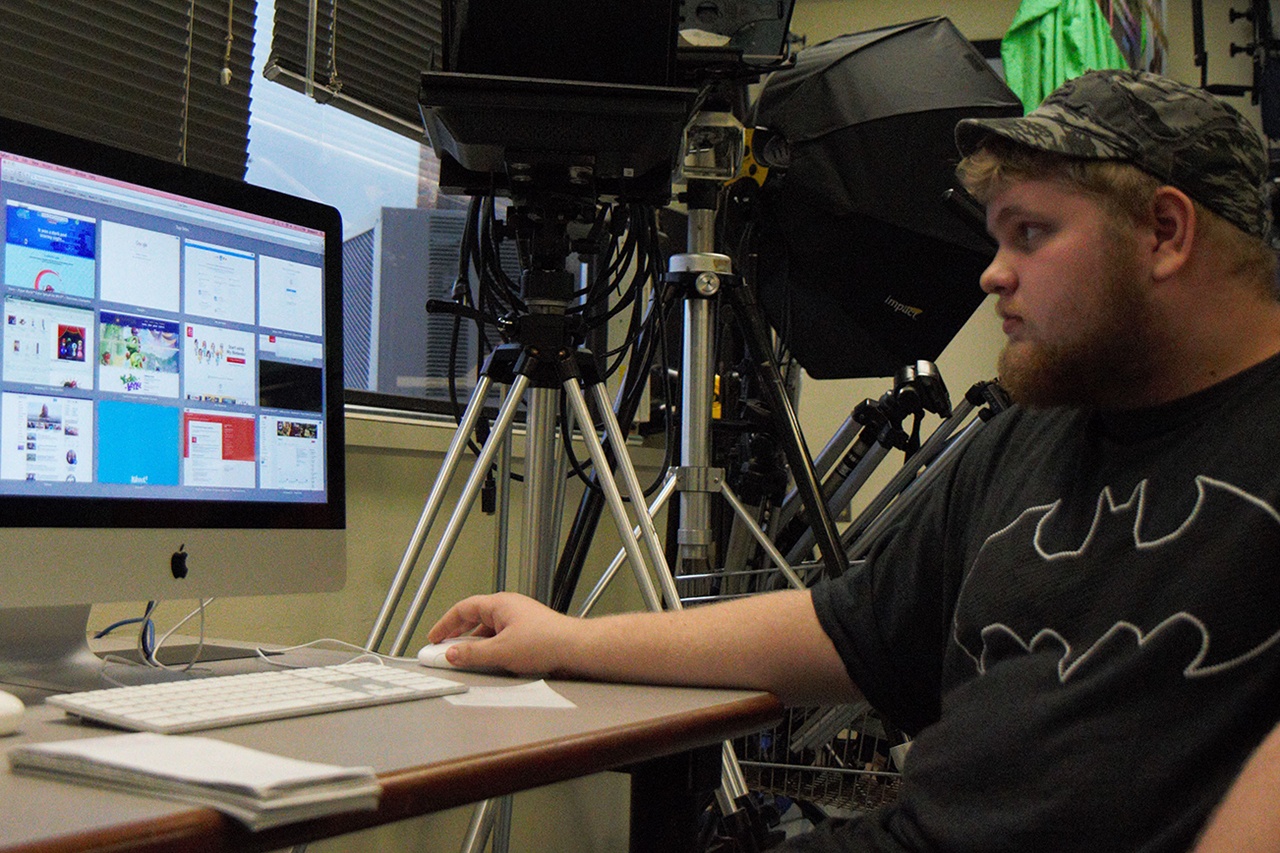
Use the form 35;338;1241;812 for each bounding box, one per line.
1149;186;1196;280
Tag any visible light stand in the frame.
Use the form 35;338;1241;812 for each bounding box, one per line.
575;116;851;610
566;113;850;850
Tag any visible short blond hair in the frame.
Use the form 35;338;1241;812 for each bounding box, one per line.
957;138;1278;295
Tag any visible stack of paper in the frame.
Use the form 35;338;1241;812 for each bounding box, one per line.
7;731;381;830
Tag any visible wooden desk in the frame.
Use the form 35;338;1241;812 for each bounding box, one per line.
0;650;782;853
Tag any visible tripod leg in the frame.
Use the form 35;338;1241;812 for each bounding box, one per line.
367;375;497;652
560;379;665;612
585;382;682;608
388;374;532;655
492;795;513;853
717;480;806;590
717;740;750;820
783;443;892;565
494;385;515;593
458;797;497;853
575;473;678;617
771;410;868;536
724;282;850;579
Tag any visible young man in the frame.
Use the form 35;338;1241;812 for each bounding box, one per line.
429;70;1280;851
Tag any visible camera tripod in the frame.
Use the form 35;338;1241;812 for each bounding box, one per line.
362;180;852;851
364;198;716;853
366;205;680;659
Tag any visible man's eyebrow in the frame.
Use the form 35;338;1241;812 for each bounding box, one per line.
987;202;1049;236
989;203;1029;227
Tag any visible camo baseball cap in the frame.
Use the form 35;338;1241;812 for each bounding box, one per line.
955;69;1269;238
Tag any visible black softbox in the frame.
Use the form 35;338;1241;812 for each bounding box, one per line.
751;17;1023;379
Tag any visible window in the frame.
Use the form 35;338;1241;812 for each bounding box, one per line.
250;0;496;413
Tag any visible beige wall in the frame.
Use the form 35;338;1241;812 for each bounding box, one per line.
791;0;1020;43
91;2;1269;849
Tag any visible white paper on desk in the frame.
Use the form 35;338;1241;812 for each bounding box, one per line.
444;679;576;708
8;732;378;798
7;732;381;830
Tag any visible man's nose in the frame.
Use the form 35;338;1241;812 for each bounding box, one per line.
979;249;1014;295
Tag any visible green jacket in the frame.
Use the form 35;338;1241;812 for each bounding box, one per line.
1001;0;1129;112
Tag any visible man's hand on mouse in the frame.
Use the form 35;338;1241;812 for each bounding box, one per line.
427;592;580;677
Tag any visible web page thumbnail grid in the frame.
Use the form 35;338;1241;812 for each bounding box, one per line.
0;155;327;502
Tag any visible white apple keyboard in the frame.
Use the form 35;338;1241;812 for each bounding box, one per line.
47;661;468;734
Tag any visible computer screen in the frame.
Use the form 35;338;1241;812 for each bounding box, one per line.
0;116;346;692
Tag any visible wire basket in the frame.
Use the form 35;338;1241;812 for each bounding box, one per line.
733;703;902;812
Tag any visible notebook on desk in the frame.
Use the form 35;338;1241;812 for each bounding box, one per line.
7;731;381;830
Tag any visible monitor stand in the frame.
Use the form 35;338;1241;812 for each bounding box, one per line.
0;604;260;693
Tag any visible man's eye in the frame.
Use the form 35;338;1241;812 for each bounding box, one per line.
1017;223;1048;245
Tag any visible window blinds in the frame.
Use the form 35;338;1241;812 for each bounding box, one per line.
0;0;256;180
264;0;442;140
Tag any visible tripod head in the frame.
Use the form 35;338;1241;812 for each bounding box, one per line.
490;200;591;360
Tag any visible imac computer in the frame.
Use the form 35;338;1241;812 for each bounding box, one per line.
0;116;346;692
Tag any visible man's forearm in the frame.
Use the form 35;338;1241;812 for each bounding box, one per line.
430;588;860;706
555;589;858;706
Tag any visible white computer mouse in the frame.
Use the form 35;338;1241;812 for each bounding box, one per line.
0;689;24;736
417;635;483;669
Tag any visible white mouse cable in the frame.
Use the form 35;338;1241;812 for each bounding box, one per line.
249;638;419;669
152;598;215;671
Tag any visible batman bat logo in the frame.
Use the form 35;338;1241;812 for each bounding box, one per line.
953;475;1280;682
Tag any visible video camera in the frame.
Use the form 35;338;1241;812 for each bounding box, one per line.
418;0;794;206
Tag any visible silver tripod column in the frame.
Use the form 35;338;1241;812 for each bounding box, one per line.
669;237;754;816
521;386;562;600
520;299;570;601
674;212;726;573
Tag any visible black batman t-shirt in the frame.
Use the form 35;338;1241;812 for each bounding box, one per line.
805;351;1280;853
